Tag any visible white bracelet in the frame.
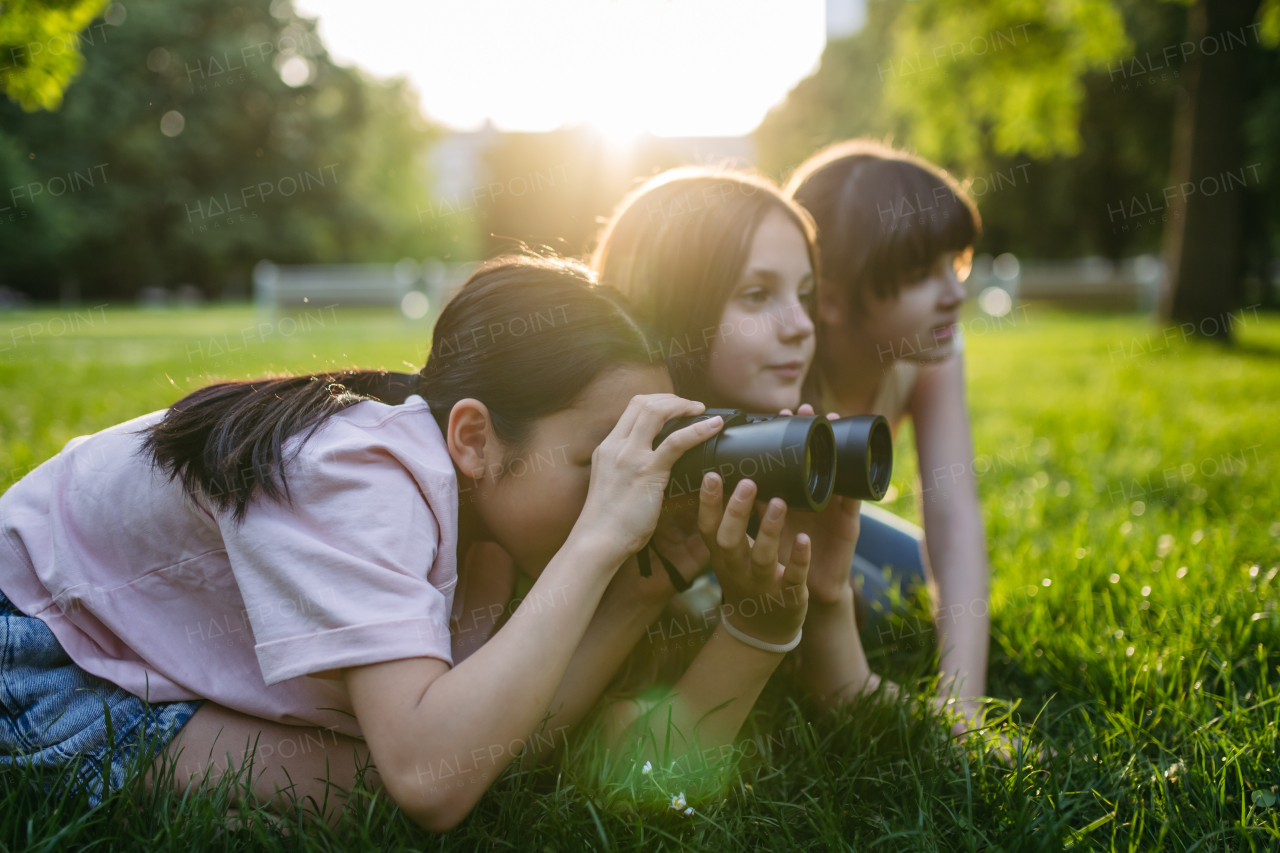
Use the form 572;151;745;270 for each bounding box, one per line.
720;617;802;654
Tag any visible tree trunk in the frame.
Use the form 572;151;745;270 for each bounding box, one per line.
1160;0;1260;341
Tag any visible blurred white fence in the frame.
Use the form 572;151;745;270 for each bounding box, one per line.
251;252;1166;323
966;253;1163;313
252;258;478;319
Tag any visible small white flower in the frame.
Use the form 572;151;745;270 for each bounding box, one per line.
684;806;695;816
670;792;686;810
641;761;652;775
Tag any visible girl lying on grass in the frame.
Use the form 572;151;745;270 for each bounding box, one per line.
0;255;815;830
786;140;990;732
592;167;880;708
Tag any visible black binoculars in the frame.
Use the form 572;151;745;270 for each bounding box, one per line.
653;409;893;512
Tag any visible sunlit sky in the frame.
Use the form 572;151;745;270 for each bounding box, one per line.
292;0;829;137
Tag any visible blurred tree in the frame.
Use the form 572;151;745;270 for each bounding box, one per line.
0;0;112;111
758;0;1279;338
758;1;1166;261
0;0;458;300
1161;0;1263;337
882;1;1129;164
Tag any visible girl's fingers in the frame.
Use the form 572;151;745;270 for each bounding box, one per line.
781;532;811;590
652;414;723;471
797;404;815;416
750;498;785;581
714;479;756;553
697;473;724;541
628;395;706;447
609;393;653;439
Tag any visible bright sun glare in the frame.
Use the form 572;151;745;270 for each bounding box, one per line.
293;0;827;138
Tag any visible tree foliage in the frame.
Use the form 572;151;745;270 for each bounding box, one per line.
0;0;112;111
0;0;458;300
884;0;1130;165
758;0;1279;286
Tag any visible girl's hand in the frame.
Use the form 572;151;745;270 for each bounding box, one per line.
775;405;862;606
606;497;709;609
573;394;723;566
698;473;809;646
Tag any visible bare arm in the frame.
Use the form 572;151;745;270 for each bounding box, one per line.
492;491;713;752
908;353;990;718
604;474;811;765
773;408;879;708
531;553;690;746
347;532;622;831
605;624;784;764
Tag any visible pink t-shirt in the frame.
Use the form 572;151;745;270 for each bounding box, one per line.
0;394;458;737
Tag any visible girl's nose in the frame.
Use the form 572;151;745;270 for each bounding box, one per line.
938;271;967;309
779;298;815;343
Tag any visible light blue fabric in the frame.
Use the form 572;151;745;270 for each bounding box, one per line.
0;589;202;805
851;503;927;639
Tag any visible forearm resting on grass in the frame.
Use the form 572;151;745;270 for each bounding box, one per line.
602;474;811;769
603;622;783;766
798;585;881;708
529;566;672;756
346;531;622;832
529;495;715;757
910;354;990;719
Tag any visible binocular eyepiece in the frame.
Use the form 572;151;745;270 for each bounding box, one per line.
654;409;893;512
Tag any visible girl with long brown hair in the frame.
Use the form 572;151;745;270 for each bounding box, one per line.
592;168;887;706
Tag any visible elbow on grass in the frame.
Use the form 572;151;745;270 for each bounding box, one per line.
387;775;481;833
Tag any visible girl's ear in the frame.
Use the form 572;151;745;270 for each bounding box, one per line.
447;398;499;483
816;278;848;327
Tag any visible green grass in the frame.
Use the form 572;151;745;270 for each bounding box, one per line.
1;303;1278;851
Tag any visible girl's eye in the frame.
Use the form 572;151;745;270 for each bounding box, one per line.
740;288;768;305
903;266;930;286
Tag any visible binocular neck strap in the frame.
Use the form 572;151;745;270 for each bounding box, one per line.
635;537;693;593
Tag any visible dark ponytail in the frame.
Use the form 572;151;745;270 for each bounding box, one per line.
143;254;655;520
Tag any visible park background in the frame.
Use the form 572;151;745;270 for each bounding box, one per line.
1;0;1279;850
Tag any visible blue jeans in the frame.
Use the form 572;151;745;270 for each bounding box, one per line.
0;589;202;805
851;504;927;647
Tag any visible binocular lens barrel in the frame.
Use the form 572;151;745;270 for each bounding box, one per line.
657;410;836;512
655;409;894;511
830;415;893;501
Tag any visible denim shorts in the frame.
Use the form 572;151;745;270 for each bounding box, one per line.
0;588;203;805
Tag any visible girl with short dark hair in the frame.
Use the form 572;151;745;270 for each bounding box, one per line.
787;139;990;730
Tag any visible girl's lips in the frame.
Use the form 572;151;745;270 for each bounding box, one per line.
932;323;956;342
767;362;805;379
